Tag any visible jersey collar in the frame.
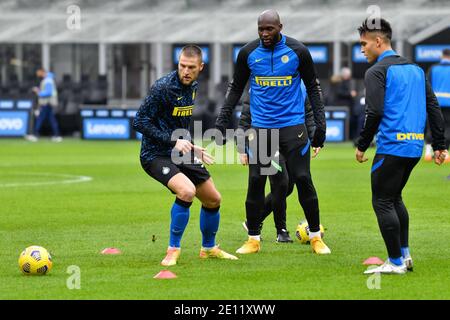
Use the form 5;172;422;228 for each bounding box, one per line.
260;34;285;49
377;49;397;62
276;34;286;47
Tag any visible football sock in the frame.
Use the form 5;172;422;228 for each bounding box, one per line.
309;231;321;239
169;198;192;248
249;235;261;241
389;256;403;266
425;144;433;156
401;247;410;258
200;206;220;248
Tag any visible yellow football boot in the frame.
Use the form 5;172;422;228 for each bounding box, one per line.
236;238;261;254
161;247;181;266
199;246;238;260
310;236;331;255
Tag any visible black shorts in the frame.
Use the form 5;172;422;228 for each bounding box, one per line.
247;124;309;173
141;156;210;188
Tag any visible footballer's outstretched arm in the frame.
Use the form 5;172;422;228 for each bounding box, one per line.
133;85;176;147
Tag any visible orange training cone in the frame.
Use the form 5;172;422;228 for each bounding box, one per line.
363;257;384;265
154;270;177;279
101;248;122;255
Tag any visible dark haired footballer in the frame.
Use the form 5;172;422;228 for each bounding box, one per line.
356;18;447;274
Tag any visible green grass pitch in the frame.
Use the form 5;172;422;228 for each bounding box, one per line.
0;138;449;299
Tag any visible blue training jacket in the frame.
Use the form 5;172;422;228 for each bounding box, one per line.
216;34;326;148
357;50;446;157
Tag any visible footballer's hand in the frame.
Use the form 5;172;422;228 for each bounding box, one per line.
174;139;193;155
434;149;448;165
355;148;368;163
311;128;326;149
193;145;215;165
312;147;321;158
239;153;249;166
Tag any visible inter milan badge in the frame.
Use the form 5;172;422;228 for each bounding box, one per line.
162;167;170;175
281;55;289;63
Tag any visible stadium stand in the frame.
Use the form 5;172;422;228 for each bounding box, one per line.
0;0;449;138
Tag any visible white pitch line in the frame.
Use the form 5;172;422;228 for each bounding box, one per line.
0;172;93;188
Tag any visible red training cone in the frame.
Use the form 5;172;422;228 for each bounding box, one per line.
363;257;384;265
154;270;177;279
101;248;122;255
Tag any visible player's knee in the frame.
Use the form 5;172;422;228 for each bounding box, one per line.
372;197;398;223
376;212;400;232
271;181;288;198
279;179;289;192
286;181;295;196
212;192;222;207
293;171;312;185
177;187;196;202
394;195;404;205
248;174;264;188
204;192;221;208
372;196;391;209
245;197;258;207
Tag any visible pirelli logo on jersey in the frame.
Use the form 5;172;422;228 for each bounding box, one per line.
397;133;424;141
172;105;194;117
255;76;292;87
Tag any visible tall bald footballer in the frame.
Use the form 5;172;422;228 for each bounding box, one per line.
215;10;331;255
133;45;237;266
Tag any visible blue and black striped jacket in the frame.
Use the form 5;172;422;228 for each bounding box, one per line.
133;70;197;163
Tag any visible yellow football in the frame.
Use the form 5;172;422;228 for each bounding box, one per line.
18;246;53;275
295;221;325;244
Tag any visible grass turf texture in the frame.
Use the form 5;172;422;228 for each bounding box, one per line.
0;138;449;300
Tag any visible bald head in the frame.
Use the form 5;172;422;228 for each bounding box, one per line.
257;10;282;48
258;9;280;25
